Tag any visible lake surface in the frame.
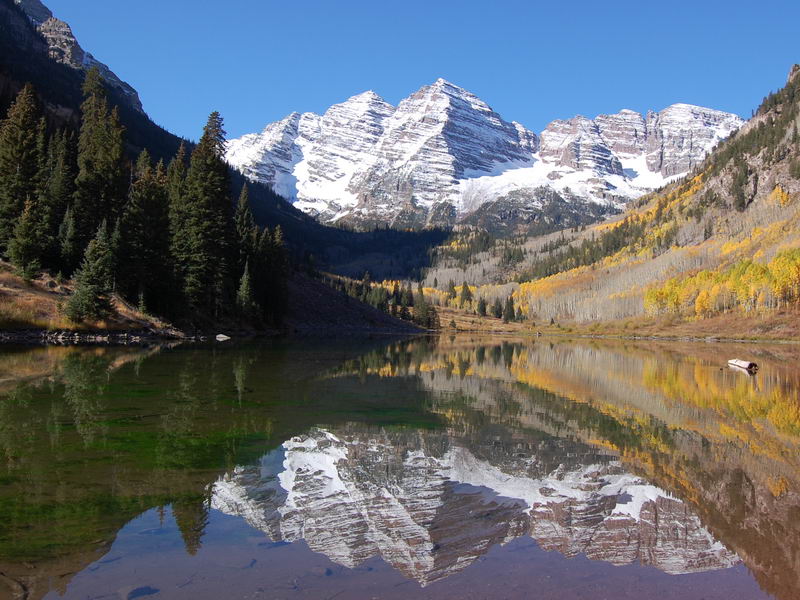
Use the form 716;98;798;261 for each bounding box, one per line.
1;336;799;600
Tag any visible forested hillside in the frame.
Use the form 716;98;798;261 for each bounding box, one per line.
0;73;289;329
508;64;800;325
415;65;800;334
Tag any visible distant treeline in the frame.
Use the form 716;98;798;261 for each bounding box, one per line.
322;273;441;329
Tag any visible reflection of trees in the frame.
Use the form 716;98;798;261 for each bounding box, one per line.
173;494;211;556
61;353;110;446
375;339;800;600
3;337;800;599
327;337;800;600
0;344;280;576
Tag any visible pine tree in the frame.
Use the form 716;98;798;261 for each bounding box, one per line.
446;280;457;300
45;130;78;266
401;284;413;307
73;68;127;253
167;142;190;302
477;297;487;317
492;298;503;319
167;141;188;208
234;184;254;267
117;150;171;312
459;281;473;307
8;197;46;279
174;112;234;316
503;296;515;323
65;221;115;322
236;260;259;320
58;205;81;275
0;84;42;254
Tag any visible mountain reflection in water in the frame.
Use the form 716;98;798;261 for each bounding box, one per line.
0;337;798;599
213;428;734;585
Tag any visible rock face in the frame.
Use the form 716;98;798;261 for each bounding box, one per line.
227;81;743;230
14;0;143;112
212;428;737;585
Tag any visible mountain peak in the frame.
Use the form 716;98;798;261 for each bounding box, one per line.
425;78;472;98
343;89;391;107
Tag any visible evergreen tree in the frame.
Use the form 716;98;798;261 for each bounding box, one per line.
117;150;171;313
8;197;46;279
359;271;372;303
65;221;115;322
446;279;457;300
503;296;515;323
44;130;78;266
492;298;503;319
0;84;42;254
167;142;190;301
167;141;189;208
58;205;81;275
174;112;234;317
477;297;487;317
73;68;127;252
391;281;401;305
236;260;259;320
459;281;473;307
234;184;254;267
401;284;414;307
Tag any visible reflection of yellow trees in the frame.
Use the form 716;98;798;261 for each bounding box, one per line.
337;339;800;471
644;248;800;316
642;360;800;437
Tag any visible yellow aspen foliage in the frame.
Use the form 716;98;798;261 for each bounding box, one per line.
694;289;711;317
769;185;791;207
644;249;800;317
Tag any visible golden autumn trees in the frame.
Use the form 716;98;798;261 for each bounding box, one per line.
644;249;800;317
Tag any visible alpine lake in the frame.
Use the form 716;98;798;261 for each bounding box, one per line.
1;335;799;600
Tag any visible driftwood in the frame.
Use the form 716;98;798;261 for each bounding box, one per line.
728;358;758;373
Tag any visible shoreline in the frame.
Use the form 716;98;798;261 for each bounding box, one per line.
0;328;185;346
0;325;425;346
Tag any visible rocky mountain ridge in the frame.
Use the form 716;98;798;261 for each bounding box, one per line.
227;80;743;230
13;0;143;112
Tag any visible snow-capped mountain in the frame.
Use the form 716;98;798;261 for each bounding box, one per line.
212;428;737;585
14;0;143;112
227;80;743;229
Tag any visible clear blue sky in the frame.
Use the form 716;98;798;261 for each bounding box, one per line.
46;0;799;141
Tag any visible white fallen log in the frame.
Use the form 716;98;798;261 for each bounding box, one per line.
728;359;758;372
